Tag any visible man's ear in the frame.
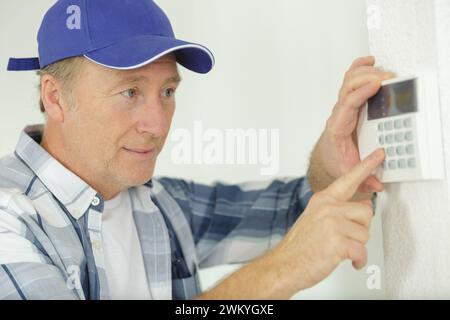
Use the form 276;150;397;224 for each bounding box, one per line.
40;75;65;123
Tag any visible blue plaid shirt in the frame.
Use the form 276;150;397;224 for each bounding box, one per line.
0;125;313;300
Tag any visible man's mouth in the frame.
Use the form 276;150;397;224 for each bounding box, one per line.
123;147;157;158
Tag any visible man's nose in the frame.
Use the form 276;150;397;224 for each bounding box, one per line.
135;100;172;137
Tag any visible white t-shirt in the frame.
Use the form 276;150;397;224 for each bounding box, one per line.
102;190;152;300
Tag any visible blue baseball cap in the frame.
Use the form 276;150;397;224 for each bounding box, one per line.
7;0;214;74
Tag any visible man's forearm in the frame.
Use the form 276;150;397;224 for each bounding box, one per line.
195;250;301;300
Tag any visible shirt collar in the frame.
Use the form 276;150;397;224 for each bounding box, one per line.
15;124;100;219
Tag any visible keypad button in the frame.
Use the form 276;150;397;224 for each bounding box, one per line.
387;147;395;157
378;123;384;132
384;121;393;131
385;134;394;144
396;145;405;156
379;136;385;145
406;144;415;155
382;161;387;170
395;132;404;143
405;131;414;142
394;119;403;130
408;158;416;169
388;160;397;170
398;159;407;169
404;118;413;128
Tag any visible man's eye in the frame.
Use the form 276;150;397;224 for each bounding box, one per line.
121;88;139;98
163;88;176;98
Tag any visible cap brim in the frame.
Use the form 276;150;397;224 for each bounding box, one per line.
84;35;214;74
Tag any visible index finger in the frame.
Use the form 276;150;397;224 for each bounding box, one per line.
326;149;385;201
349;56;375;70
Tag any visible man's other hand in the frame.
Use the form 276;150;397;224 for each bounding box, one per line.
311;56;394;194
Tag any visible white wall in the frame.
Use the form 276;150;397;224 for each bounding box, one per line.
0;0;385;299
367;0;450;299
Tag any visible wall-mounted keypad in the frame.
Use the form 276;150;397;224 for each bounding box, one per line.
377;117;416;171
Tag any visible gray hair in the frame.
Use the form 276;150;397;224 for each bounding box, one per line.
37;56;85;113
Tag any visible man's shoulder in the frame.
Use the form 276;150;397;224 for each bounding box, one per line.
0;152;35;193
0;153;39;217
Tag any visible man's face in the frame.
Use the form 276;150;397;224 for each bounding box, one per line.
62;54;180;196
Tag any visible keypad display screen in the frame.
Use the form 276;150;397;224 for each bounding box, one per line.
368;79;418;120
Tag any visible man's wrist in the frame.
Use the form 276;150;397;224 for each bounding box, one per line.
259;247;311;298
307;132;338;193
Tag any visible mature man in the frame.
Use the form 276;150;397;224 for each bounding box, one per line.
0;0;391;299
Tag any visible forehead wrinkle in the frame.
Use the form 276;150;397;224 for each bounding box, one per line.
107;57;180;89
112;74;149;87
111;71;181;88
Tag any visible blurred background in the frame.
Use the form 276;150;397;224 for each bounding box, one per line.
0;0;385;299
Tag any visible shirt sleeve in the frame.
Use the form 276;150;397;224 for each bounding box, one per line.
0;190;79;300
156;176;313;268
